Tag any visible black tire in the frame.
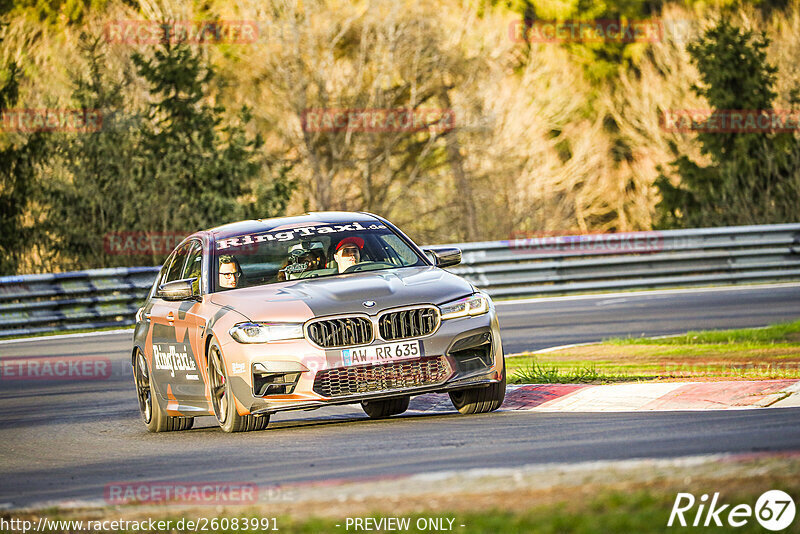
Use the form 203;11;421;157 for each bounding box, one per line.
208;340;269;433
133;349;194;432
449;359;506;415
361;396;410;419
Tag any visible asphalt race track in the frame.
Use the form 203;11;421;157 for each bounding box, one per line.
1;284;800;509
498;284;800;353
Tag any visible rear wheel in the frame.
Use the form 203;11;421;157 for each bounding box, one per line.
133;349;193;432
208;340;269;432
449;359;506;415
361;396;410;419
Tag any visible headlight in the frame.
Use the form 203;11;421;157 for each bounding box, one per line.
438;293;490;320
229;322;304;343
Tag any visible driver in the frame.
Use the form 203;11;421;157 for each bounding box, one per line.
333;236;364;273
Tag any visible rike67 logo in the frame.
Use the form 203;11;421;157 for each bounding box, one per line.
668;490;796;530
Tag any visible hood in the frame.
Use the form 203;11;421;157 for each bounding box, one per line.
208;266;474;322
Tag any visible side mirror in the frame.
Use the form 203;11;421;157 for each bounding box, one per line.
422;247;462;268
159;278;198;301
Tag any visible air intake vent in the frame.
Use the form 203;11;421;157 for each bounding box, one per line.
306;316;373;348
313;356;449;397
378;306;439;341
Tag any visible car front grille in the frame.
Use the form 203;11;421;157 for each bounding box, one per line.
306;316;373;348
378;306;439;341
312;356;450;397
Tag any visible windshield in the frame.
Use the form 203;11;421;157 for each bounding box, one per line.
212;221;426;291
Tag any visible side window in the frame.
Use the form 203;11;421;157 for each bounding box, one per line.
378;234;417;266
181;241;203;294
164;243;190;284
158;251;176;287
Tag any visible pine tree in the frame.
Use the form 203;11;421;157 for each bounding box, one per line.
655;19;800;228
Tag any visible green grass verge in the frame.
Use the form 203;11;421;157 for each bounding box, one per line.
607;319;800;346
508;359;655;384
508;319;800;383
509;359;636;384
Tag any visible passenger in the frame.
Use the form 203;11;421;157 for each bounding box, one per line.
218;255;242;289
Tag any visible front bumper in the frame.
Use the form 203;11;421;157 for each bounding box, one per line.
220;310;504;416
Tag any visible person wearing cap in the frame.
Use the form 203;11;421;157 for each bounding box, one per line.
333;236;365;273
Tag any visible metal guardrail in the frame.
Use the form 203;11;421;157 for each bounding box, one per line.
1;224;798;338
0;267;159;338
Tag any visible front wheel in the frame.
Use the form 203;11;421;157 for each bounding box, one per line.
133;349;193;432
361;396;410;419
449;360;506;415
208;340;269;432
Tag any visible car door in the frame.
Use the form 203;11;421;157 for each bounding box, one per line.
150;241;206;408
171;239;209;405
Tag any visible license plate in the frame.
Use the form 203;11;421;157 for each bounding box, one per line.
341;340;424;366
